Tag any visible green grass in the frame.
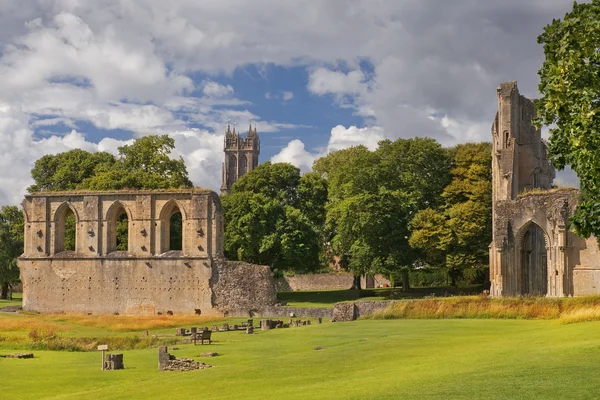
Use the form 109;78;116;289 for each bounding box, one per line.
277;289;389;307
3;318;600;399
0;292;22;309
276;286;484;308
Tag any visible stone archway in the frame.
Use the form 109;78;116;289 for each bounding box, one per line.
518;222;549;296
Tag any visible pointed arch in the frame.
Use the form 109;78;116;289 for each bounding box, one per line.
159;199;186;253
105;201;132;253
516;220;550;296
515;220;551;250
228;154;237;187
239;154;248;177
53;202;79;254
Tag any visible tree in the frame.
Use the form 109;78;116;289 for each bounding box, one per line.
409;143;492;285
535;0;600;238
0;206;24;299
29;135;193;193
28;150;116;192
222;163;326;273
81;135;193;190
314;138;451;289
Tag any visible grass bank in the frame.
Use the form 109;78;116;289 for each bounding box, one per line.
372;295;600;323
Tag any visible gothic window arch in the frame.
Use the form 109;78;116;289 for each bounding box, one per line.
159;200;185;253
228;155;237;187
105;201;131;253
239;154;248;177
54;203;78;253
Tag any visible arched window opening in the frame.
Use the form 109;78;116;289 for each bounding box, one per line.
160;201;184;254
56;206;77;253
504;131;510;149
115;211;129;251
520;223;548;296
228;155;237;187
169;211;183;251
107;203;129;254
239;154;248;177
64;208;76;252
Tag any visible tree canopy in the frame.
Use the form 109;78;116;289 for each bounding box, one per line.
535;0;600;238
314;137;452;288
409;142;492;285
222;162;328;274
0;206;24;299
28;135;192;192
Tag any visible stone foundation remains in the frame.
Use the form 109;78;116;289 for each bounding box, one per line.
158;346;211;372
18;189;277;315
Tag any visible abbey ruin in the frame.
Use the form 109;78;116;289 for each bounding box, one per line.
18;189;276;315
490;82;600;297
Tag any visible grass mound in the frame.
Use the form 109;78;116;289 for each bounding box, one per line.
372;295;600;323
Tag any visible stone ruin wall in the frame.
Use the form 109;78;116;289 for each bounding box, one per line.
490;82;600;297
18;189;276;315
274;273;390;292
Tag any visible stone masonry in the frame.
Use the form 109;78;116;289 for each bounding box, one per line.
18;189;277;315
490;82;600;297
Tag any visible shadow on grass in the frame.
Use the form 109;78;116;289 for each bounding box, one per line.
277;285;486;308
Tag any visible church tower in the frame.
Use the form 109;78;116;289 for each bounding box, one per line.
221;121;260;194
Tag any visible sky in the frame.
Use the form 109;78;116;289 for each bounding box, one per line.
0;0;583;206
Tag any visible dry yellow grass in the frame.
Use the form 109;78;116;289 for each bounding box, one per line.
45;313;224;331
557;307;600;324
372;296;600;322
0;315;67;332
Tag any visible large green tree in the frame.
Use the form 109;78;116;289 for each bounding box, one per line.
28;135;192;192
0;206;24;299
222;162;327;273
81;135;192;190
314;138;451;289
535;0;600;238
409;143;492;285
28;150;116;192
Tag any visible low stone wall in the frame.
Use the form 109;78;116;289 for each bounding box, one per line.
228;306;333;319
332;300;395;321
211;260;277;313
275;273;390;292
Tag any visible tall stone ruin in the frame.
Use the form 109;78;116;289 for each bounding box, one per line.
490;82;600;297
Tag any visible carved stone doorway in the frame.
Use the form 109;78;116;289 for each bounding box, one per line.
520;223;548;296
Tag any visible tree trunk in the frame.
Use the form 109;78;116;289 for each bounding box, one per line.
401;270;410;292
350;275;362;290
0;282;8;300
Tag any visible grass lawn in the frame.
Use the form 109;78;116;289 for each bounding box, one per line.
3;316;600;399
276;286;484;308
277;289;387;307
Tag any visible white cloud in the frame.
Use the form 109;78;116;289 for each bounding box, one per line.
0;0;584;204
202;81;234;98
282;91;294;101
328;125;384;152
271;139;319;172
271;125;385;171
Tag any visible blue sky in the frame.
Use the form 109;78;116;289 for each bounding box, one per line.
0;0;581;205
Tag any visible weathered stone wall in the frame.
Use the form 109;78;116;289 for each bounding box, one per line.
211;260;277;313
490;82;600;298
332;301;394;321
275;273;390;292
18;190;276;315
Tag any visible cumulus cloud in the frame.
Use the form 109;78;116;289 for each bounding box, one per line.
0;0;584;205
271;125;385;171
